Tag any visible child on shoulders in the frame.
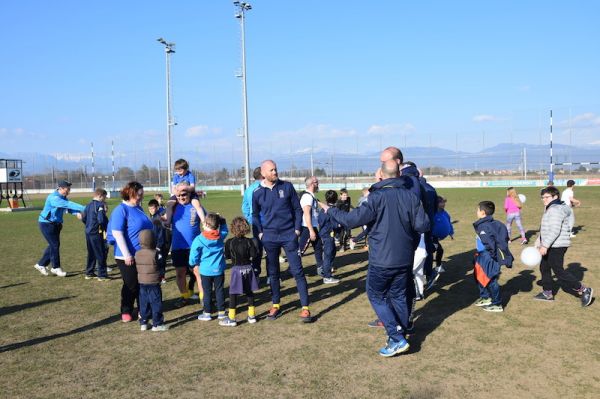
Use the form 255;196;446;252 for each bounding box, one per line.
165;159;206;226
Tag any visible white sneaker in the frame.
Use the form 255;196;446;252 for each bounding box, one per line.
34;264;48;276
437;264;445;273
50;267;67;277
106;267;113;272
323;277;340;284
151;324;169;332
140;323;149;331
349;240;356;250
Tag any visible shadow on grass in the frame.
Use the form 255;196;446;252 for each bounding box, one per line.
272;250;369;320
0;296;75;317
0;282;28;289
0;313;120;353
409;249;476;353
502;269;536;306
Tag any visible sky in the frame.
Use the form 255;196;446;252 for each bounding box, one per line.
1;1;600;168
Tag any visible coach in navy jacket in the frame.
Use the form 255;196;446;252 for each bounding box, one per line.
252;160;311;321
323;160;429;351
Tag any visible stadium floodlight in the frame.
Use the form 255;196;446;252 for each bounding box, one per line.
157;37;176;187
234;1;252;188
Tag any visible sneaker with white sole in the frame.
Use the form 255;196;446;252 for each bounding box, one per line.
323;277;340;284
219;317;237;327
379;337;410;357
474;297;492;307
50;267;67;277
483;304;503;312
140;323;149;331
197;312;212;321
217;312;227;320
34;264;48;276
247;316;257;324
349;240;356;250
151;324;169;332
581;287;593;307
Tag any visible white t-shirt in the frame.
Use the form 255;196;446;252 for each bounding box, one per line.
561;188;574;207
300;191;319;227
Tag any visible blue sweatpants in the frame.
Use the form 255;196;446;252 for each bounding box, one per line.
139;284;164;327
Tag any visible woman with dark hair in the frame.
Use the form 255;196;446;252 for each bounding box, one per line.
107;181;153;322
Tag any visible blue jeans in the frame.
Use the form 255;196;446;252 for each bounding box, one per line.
38;222;62;269
86;233;107;277
298;226;323;269
201;274;225;314
321;236;336;278
262;232;310;307
139;284;164;326
478;276;501;305
367;265;411;342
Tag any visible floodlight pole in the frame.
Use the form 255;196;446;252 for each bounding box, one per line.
235;1;252;188
158;38;176;188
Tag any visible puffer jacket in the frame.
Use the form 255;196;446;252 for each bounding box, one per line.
540;200;572;248
136;229;160;284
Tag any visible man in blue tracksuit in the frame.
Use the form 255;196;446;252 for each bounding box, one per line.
323;160;429;357
34;180;86;277
82;188;109;280
242;166;263;276
252;160;312;322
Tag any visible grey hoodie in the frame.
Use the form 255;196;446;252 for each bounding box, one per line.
540;202;572;248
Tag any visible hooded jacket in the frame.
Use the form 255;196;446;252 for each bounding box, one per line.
540;199;572;248
189;223;229;276
328;178;429;269
473;215;513;267
135;229;160;285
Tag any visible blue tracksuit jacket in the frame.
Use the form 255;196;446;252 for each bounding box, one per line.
82;199;108;235
473;215;513;267
328;178;429;269
38;190;85;224
252;179;302;238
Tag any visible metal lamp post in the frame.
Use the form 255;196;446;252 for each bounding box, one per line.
157;37;176;189
234;1;252;188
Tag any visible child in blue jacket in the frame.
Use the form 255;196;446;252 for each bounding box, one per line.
189;213;229;321
473;201;513;312
82;188;109;280
432;196;454;272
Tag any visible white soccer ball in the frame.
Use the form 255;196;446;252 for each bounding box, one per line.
518;194;527;203
520;246;541;267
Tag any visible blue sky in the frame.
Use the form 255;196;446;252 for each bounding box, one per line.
1;1;599;167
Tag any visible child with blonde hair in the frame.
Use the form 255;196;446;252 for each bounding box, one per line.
504;187;527;244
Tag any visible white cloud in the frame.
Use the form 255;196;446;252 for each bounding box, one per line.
472;114;499;122
367;123;415;136
185;125;222;138
572;112;600;127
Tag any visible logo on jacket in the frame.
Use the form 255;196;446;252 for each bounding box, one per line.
479;230;486;235
279;189;284;198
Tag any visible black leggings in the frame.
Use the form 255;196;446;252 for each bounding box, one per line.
230;292;255;310
117;259;139;315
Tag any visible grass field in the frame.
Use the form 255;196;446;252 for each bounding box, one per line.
1;186;599;399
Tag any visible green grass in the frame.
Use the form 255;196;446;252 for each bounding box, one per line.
1;187;599;398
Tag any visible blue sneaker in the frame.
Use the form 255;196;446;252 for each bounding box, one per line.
379;337;410;357
197;312;212;321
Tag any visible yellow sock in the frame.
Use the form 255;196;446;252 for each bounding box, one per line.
182;290;191;299
199;291;204;301
229;308;236;320
273;303;280;309
302;306;309;311
248;306;256;317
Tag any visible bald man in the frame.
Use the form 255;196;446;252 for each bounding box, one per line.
322;159;429;356
252;160;312;322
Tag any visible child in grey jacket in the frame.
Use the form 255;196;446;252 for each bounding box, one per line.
535;186;593;307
